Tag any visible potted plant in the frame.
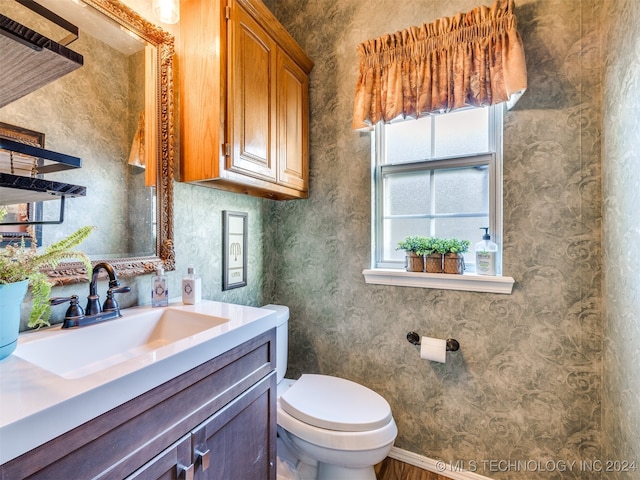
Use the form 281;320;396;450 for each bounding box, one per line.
396;236;430;272
0;208;94;360
442;238;470;274
424;237;449;273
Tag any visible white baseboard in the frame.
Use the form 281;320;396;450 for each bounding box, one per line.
388;447;492;480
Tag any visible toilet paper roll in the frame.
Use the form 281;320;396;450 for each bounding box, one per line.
420;336;447;363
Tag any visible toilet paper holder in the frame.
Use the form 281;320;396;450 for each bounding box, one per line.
406;331;460;351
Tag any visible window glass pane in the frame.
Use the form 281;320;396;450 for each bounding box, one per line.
434;216;489;268
383;218;431;261
374;105;501;271
434;216;489;244
434;166;488;214
384;116;431;164
434;107;489;157
384;170;431;215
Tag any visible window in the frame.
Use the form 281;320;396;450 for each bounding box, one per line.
371;105;503;274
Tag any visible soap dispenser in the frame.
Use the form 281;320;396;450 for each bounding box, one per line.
475;227;498;276
151;266;169;307
182;265;202;305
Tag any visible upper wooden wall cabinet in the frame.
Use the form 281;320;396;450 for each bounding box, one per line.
179;0;314;200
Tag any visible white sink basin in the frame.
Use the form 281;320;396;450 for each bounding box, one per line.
14;307;227;379
2;300;277;465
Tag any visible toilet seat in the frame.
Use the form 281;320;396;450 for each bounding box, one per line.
279;374;392;432
277;401;398;452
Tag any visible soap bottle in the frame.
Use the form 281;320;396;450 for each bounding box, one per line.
475;227;498;276
151;266;169;307
182;265;202;305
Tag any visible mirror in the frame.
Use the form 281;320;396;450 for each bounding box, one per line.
0;0;175;283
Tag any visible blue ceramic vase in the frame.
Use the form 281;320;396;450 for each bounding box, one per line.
0;279;29;361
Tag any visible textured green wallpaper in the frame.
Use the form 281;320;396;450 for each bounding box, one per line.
266;0;604;477
10;1;640;476
602;0;640;477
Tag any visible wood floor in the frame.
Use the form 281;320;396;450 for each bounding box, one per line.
375;457;452;480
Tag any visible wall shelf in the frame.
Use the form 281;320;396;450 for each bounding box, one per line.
0;138;85;208
0;172;86;205
0;137;81;174
0;12;83;108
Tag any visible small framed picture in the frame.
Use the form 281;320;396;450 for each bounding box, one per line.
222;210;247;290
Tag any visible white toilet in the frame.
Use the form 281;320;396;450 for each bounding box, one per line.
262;305;398;480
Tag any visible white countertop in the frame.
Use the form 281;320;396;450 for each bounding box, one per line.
0;300;276;464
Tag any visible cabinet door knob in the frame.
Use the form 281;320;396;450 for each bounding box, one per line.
178;463;194;480
195;448;211;471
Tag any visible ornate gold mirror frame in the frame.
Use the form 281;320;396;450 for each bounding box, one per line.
42;0;175;284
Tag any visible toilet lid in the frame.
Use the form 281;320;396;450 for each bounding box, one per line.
279;374;392;432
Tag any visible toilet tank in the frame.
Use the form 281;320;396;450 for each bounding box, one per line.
262;304;289;384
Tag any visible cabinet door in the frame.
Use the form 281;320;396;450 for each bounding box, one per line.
192;374;276;480
179;0;226;183
228;2;277;181
277;49;309;192
126;435;193;480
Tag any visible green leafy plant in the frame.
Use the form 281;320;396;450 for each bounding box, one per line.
398;236;471;255
397;235;470;264
444;238;471;254
396;235;430;255
440;238;470;274
0;207;94;328
430;238;450;255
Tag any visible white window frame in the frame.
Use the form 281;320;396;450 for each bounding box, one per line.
363;105;514;294
375;153;497;270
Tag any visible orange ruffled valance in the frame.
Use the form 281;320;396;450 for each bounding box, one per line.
352;0;527;129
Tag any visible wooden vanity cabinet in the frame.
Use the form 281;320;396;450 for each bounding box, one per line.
0;330;277;480
128;375;274;480
179;0;313;200
126;434;192;480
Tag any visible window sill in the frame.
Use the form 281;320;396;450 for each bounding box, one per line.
362;269;514;294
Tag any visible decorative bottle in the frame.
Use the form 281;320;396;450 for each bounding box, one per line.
475;227;498;276
151;266;169;307
182;265;202;305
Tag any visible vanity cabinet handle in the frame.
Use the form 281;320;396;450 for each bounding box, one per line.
195;448;211;471
178;463;194;480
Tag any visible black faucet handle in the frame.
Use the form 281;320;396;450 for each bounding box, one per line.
51;295;86;327
109;286;131;295
103;285;131;313
50;295;78;306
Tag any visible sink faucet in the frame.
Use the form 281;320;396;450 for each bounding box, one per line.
52;262;131;328
86;262;121;316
